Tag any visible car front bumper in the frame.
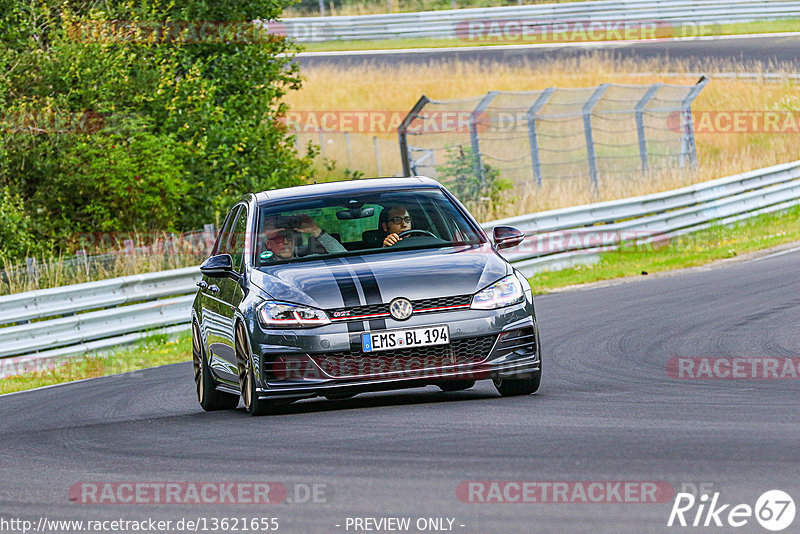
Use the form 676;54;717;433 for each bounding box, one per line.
247;303;541;401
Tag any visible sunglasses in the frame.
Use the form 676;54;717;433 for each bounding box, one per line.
268;233;292;244
388;216;412;225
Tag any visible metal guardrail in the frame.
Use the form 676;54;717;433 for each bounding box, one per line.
0;268;201;377
0;266;200;326
278;0;800;42
629;72;800;83
1;159;799;376
482;160;800;275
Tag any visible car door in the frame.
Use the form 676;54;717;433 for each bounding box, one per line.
214;203;250;382
201;205;242;384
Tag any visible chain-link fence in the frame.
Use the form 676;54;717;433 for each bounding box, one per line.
0;227;217;295
399;77;708;193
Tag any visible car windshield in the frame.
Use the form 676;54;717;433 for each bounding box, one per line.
254;188;484;267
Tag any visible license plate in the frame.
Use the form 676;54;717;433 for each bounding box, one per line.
361;325;449;353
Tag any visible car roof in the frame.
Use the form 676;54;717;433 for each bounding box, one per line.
253;176;442;204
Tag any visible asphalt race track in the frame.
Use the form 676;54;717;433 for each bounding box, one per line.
1;246;798;533
296;34;800;70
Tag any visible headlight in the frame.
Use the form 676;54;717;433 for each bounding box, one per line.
258;302;331;328
471;275;524;310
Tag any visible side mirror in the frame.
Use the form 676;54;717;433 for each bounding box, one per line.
493;226;525;250
200;254;235;278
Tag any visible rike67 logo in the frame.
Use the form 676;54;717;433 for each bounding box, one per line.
668;490;795;531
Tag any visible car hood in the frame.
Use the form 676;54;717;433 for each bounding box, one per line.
249;244;511;309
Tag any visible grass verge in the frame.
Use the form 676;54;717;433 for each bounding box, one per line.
2;206;799;394
298;20;800;52
529;204;800;292
0;330;192;396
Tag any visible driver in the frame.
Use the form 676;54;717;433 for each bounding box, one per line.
380;206;413;247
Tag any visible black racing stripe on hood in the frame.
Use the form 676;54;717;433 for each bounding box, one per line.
345;256;386;331
324;258;366;336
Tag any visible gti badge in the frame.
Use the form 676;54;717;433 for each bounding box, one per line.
389;298;413;320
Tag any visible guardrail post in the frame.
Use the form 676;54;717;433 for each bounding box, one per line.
680;75;709;168
583;83;609;192
635;83;662;173
526;87;555;186
468;91;499;186
398;95;430;177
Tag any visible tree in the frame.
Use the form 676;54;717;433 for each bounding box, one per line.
0;0;314;258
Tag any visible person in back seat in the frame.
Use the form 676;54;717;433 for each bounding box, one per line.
259;214;345;262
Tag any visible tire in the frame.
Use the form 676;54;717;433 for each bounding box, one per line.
437;379;476;392
493;370;541;396
193;322;239;411
236;324;277;416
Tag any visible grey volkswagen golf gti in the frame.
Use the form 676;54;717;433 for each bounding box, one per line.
192;177;542;415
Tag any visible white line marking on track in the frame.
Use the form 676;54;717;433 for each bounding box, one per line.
748;244;800;262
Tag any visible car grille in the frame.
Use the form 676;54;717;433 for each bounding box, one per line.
309;334;497;379
327;294;472;320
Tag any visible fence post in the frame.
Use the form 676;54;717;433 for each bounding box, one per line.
398;95;430;177
345;132;353;169
526;87;555;186
583;83;610;192
76;249;90;278
635;83;662;173
25;257;38;287
373;136;382;176
203;223;216;254
468;91;499;186
680;75;709;168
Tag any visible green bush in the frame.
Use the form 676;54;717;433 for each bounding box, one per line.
435;145;513;215
0;187;39;260
0;0;314;261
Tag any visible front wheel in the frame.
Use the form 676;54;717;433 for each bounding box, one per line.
193;323;239;411
236;324;279;416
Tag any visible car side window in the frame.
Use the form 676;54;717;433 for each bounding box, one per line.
212;206;241;256
230;206;248;273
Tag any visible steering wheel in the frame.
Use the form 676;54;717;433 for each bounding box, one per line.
398;229;436;239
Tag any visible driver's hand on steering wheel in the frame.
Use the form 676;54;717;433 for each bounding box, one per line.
383;233;401;247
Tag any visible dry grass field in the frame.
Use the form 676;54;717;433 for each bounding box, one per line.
286;54;799;219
